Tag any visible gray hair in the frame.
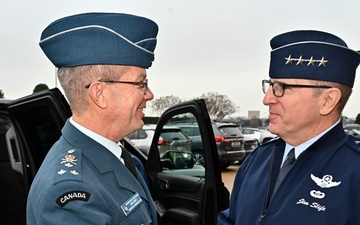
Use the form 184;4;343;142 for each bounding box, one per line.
311;80;352;114
57;65;129;115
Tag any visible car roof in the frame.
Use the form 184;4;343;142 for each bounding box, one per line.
173;123;198;127
143;124;182;131
240;127;260;131
212;121;237;128
344;124;360;130
143;124;157;130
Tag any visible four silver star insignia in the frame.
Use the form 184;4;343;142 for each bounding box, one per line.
285;55;328;67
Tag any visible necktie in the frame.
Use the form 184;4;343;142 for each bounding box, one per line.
120;147;138;180
273;148;295;195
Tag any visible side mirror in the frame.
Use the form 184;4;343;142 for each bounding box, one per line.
161;150;194;169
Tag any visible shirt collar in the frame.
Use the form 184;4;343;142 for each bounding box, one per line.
69;118;123;162
283;118;341;162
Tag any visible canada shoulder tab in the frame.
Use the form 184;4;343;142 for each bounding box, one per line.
56;190;91;207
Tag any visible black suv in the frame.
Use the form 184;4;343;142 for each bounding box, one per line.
212;122;247;168
0;88;229;225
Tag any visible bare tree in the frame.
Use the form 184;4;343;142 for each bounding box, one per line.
150;92;238;120
197;92;238;121
151;95;183;116
0;89;4;98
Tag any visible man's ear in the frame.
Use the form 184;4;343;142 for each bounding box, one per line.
88;83;108;109
320;88;341;116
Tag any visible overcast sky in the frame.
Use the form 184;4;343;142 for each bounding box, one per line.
1;0;360;119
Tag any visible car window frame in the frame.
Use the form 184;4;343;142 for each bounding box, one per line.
146;99;229;225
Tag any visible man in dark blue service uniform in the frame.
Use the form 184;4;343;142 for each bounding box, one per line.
27;12;159;224
218;30;360;225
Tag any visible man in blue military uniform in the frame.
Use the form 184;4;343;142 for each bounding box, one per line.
218;30;360;224
27;12;159;224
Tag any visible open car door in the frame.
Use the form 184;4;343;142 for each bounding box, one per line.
127;100;230;225
1;88;71;224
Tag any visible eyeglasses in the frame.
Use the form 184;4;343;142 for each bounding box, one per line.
262;79;332;97
84;79;148;94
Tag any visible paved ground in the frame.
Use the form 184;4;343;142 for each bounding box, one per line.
221;164;240;193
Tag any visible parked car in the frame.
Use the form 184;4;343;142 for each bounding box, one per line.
126;124;155;155
157;125;192;156
135;122;249;169
239;127;277;144
259;128;278;144
168;123;204;166
242;135;259;159
127;124;192;157
344;123;360;131
239;127;262;144
0;88;229;225
169;122;246;169
211;122;246;169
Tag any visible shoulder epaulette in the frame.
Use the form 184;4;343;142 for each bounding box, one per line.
53;148;83;184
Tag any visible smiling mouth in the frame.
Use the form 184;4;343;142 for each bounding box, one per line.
267;111;279;119
138;108;145;116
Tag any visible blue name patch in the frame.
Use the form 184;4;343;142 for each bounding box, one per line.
121;193;143;216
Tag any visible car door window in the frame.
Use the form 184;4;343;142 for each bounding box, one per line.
157;113;205;178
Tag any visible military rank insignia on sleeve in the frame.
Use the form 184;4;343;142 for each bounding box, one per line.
56;190;91;207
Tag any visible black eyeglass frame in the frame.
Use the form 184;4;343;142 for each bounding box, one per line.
84;79;148;94
262;79;332;97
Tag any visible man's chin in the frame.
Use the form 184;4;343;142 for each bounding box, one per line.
267;123;278;135
135;119;144;130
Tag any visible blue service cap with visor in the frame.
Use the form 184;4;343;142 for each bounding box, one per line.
39;12;158;69
269;30;360;87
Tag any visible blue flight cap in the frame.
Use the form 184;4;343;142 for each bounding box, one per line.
40;12;158;69
269;30;360;87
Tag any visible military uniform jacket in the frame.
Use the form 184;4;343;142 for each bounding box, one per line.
27;120;158;225
218;122;360;225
